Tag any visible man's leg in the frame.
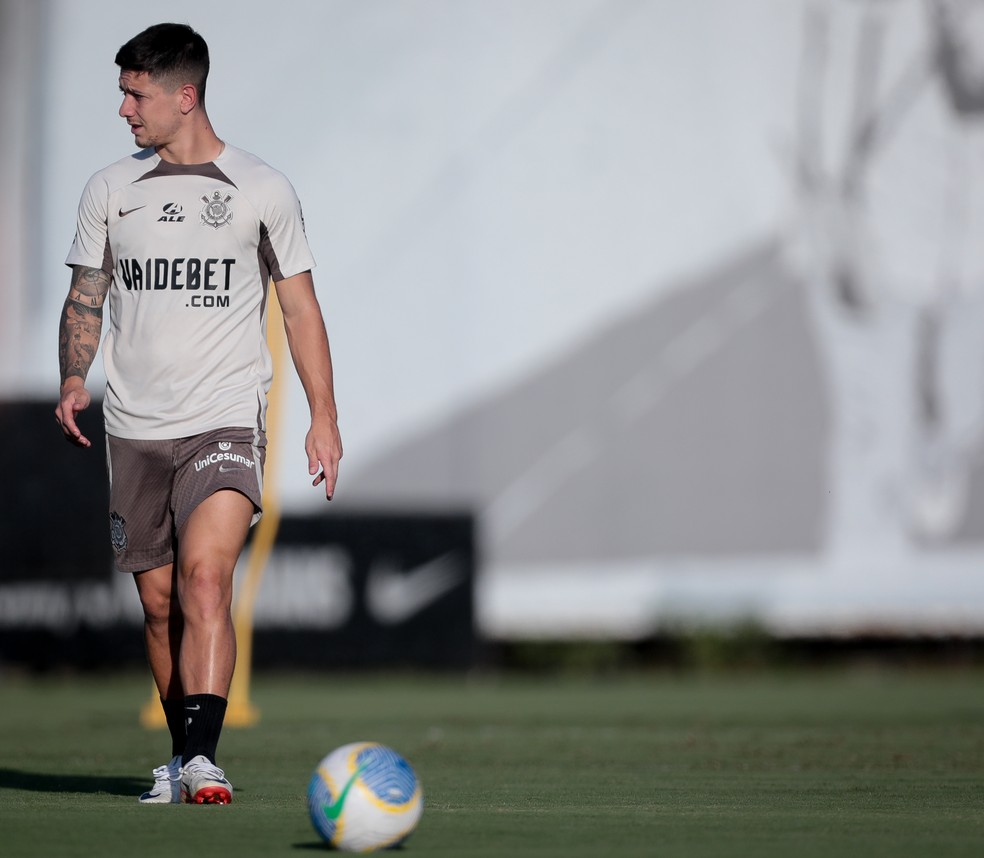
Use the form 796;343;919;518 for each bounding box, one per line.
176;487;252;696
133;562;185;803
176;488;253;804
134;563;183;699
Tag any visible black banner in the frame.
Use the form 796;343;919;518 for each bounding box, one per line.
254;513;478;669
0;399;110;583
0;399;478;670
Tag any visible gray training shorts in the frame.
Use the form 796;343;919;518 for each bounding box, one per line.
105;427;267;573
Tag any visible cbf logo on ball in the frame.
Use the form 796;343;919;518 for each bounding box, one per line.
201;190;233;228
308;742;423;852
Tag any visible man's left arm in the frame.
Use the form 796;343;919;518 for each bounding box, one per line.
274;271;342;500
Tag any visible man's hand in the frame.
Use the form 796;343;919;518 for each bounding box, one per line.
306;414;342;500
55;380;93;447
275;271;343;501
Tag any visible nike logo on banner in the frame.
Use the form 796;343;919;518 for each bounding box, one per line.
366;553;464;625
118;205;146;217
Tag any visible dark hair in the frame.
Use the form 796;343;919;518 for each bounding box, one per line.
115;23;209;102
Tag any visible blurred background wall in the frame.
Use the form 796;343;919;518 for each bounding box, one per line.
3;0;984;663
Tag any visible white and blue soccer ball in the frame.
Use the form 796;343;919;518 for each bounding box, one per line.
307;742;423;852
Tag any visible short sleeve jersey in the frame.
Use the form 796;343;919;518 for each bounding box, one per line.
65;143;315;440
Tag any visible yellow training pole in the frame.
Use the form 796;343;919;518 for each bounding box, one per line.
226;283;286;726
140;283;285;729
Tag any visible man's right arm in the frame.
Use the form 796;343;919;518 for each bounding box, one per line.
55;265;110;447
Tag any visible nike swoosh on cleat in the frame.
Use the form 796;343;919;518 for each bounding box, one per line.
118;205;146;217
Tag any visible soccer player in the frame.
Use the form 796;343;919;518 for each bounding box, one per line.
54;22;342;804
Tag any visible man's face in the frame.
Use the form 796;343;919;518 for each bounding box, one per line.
118;70;182;149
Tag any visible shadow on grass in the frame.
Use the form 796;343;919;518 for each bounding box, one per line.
291;840;404;852
0;768;145;796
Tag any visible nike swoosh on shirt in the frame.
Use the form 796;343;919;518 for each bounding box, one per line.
366;553;464;625
118;205;146;217
218;465;248;473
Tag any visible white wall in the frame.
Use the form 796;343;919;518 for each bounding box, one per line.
8;0;984;636
15;0;797;507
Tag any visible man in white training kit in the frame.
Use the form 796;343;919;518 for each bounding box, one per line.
55;22;342;804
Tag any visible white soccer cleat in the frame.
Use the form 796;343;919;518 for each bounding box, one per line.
138;755;183;804
181;755;233;805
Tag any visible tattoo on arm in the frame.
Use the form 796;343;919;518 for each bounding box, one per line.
59;266;110;384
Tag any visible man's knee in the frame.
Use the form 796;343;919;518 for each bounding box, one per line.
135;567;176;626
140;592;172;626
177;558;234;621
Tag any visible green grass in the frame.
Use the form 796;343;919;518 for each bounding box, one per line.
1;668;983;857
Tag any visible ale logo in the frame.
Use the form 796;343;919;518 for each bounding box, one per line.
158;202;185;223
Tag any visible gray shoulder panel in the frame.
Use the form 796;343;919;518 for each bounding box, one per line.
134;159;237;187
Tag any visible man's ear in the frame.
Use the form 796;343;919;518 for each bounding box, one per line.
179;83;199;115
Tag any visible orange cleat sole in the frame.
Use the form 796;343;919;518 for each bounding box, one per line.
185;787;232;805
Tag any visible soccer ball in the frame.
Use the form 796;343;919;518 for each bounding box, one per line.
307;742;424;852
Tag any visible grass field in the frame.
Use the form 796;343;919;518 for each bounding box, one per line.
1;667;982;857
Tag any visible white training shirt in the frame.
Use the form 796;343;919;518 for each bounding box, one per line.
65;143;316;440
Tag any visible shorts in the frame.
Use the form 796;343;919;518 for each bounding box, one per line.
105;427;266;573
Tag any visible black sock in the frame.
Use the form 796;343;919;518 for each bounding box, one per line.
183;694;228;765
161;697;186;759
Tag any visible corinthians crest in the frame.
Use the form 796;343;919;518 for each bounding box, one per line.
200;190;234;228
109;511;128;553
